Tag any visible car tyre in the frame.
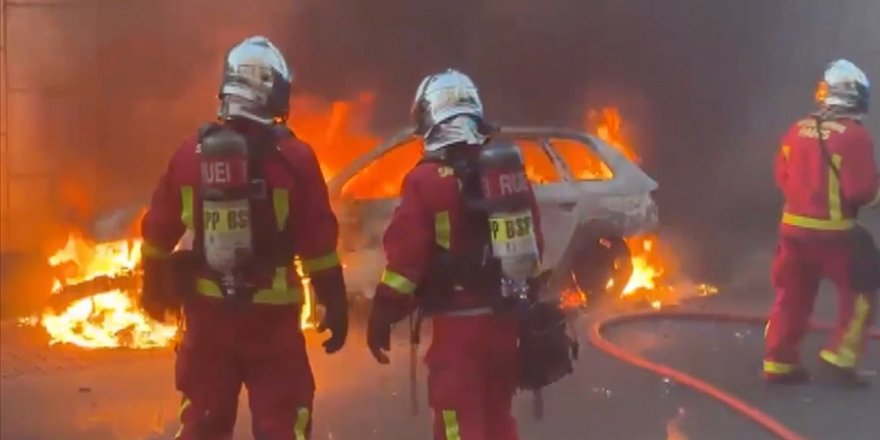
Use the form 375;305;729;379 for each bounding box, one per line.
571;237;633;302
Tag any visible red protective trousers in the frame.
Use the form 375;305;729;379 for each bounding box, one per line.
426;312;520;440
764;236;877;378
174;300;315;440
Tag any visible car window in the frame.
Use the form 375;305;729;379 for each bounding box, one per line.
341;139;423;199
517;140;561;184
551;139;613;180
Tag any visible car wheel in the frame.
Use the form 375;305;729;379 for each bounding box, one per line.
571;237;633;301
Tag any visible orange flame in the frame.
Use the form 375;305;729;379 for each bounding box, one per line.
40;233;178;349
563;108;716;310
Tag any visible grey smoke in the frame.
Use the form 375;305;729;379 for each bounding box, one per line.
11;0;878;284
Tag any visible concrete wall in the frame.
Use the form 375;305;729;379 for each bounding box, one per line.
1;0;99;254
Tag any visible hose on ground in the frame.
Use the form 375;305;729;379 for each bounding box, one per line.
588;310;880;440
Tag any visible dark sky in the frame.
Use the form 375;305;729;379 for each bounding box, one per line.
21;0;878;282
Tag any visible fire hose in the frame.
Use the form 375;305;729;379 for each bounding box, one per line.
589;310;880;440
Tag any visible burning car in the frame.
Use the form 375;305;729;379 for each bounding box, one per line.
328;125;659;301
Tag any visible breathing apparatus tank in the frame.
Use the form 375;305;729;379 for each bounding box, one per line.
198;125;255;294
476;140;541;300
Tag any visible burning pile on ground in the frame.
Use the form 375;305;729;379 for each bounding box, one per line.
41;233;177;349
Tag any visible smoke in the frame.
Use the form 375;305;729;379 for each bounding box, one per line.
8;0;879;285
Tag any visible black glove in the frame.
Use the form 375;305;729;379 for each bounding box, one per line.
367;308;393;364
140;256;174;322
311;267;349;354
140;251;198;322
366;287;414;364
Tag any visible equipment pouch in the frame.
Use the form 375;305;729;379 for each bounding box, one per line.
517;301;578;391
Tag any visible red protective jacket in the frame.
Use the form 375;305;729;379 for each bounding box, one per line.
375;150;544;313
776;115;880;238
141;125;341;307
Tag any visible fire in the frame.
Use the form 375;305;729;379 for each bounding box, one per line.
621;236;663;295
42;290;177;349
40;233;178;349
562;107;716;310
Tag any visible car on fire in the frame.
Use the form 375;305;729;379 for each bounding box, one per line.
327;126;659;301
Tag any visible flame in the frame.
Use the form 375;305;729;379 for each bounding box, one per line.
815;81;829;104
40;233;178;349
42;290;177;349
561;107;716;310
622;236;663;295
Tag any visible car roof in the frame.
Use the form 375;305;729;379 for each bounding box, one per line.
327;126;657;198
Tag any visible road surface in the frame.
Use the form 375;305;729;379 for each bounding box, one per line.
1;285;877;439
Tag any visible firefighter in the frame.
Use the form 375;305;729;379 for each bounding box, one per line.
365;68;555;440
139;36;348;439
765;59;879;386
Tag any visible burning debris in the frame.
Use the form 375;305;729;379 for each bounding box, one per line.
39;233;176;349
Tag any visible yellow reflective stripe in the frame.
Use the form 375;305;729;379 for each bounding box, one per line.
380;269;417;295
435;211;451;250
867;188;880;208
142;241;171;259
302;252;340;273
763;360;797;375
442;410;461;440
273;188;289;231
181;186;194;231
781;212;855;231
820;295;871;368
781;145;791;160
175;396;191;440
195;270;303;305
294;407;310;440
828;154;843;221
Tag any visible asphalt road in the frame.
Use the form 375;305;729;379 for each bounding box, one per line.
1;285;877;440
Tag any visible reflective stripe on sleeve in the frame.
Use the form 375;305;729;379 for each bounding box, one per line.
380;269;417;295
302;252;340;273
180;186;194;231
294;407;310;440
442;410;461;440
435;211;451;250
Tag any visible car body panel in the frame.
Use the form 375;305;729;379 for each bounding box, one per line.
327;126;659;297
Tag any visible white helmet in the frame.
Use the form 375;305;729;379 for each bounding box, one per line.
411;68;485;137
820;59;870;113
218;36;293;124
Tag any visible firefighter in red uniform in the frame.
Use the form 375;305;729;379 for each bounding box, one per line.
366;69;574;440
139;36;348;439
765;59;880;386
